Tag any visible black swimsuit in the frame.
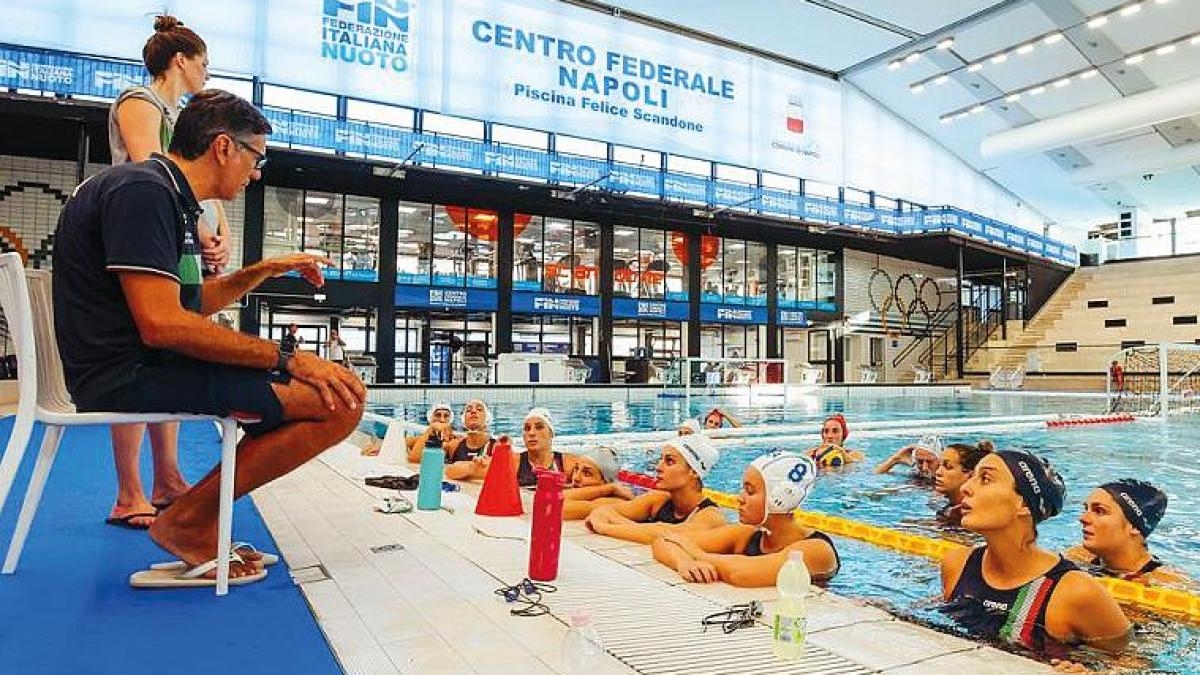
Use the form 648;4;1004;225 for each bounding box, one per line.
943;547;1078;651
517;451;565;487
648;497;717;524
447;436;494;463
743;530;841;578
1084;554;1163;581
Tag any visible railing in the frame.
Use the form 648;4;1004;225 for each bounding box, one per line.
962;301;1006;365
892;303;958;370
0;42;1079;268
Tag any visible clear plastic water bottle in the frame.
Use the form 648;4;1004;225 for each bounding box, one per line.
772;549;810;661
561;610;605;674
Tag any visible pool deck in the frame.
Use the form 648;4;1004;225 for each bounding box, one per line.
253;441;1053;674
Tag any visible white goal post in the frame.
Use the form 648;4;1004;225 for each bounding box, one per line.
1107;343;1200;417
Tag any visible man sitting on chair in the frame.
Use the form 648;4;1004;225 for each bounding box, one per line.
52;90;365;587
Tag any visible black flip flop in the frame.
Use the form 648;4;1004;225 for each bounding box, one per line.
152;501;174;514
365;475;419;491
105;512;157;530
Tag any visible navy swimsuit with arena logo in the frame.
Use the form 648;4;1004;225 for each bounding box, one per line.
943;547;1078;651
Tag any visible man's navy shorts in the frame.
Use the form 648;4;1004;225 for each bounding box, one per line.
77;358;287;437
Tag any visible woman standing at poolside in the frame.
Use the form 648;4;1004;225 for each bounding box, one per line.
651;452;839;587
103;15;230;529
585;436;724;544
940;450;1129;657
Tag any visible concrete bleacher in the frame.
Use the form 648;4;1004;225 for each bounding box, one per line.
968;256;1200;390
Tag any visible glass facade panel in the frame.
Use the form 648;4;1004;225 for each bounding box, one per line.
778;246;798;305
543;217;572;293
514;216;544;291
342;196;379;280
397;202;434;284
612;225;638;297
745;241;767;305
262;188;377;281
722;239;746;303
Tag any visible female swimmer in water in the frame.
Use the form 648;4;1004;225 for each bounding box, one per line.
651;452;839;587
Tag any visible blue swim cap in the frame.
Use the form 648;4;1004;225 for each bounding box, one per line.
996;450;1066;524
1101;479;1167;538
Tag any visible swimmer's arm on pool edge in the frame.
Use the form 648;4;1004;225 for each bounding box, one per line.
586;498;725;544
1048;570;1130;654
652;526;750;582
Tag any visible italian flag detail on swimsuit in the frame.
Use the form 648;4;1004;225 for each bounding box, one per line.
998;575;1056;647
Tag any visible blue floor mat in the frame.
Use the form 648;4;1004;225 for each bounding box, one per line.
0;417;341;675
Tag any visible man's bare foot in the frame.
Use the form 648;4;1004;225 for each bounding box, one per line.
148;510;259;579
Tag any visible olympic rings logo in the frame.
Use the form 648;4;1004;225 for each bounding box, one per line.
867;268;945;329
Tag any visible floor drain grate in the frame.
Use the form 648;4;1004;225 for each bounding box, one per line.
290;564;330;585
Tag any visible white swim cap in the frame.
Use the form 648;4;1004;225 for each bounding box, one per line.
575;446;620;483
461;399;492;427
524;407;555;436
751;451;817;514
427;402;453;424
678;419;702;435
665;436;719;479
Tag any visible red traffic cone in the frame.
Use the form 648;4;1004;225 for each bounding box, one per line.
475;436;524;516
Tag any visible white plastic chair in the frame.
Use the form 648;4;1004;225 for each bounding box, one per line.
0;254;241;595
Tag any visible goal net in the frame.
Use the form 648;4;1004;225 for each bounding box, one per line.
1107;343;1200;417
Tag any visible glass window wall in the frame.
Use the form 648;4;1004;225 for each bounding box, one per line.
512;217;599;295
777;245;837;310
395;202;498;288
263;187;379;281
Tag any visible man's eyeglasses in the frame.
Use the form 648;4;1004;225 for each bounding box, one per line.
230;136;268;170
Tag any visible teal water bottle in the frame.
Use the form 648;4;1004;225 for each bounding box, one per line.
417;441;445;511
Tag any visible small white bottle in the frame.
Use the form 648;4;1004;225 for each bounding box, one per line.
772;549;811;661
561;610;605;674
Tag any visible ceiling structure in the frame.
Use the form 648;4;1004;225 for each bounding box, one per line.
587;0;1200;241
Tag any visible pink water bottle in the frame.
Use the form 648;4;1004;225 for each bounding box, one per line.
528;469;566;581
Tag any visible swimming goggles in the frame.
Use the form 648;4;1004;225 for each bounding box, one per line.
494;578;557;617
701;601;764;634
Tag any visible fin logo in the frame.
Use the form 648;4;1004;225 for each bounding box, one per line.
320;0;412;74
323;0;410;31
0;59;28;79
94;70;144;91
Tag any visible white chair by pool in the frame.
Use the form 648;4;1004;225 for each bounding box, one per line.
0;253;241;595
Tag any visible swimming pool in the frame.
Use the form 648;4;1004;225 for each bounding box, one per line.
366;392;1199;673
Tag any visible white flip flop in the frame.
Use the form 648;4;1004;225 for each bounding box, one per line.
131;552;269;588
148;542;280;572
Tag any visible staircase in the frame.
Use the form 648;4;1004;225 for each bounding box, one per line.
967;272;1088;372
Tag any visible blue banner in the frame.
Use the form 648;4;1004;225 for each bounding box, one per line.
700;303;768;324
512;292;601;317
612;298;689;321
778;309;808;326
395;285;498;311
0;43;1078;270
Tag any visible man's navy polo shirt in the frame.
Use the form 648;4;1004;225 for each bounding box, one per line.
52;154;204;407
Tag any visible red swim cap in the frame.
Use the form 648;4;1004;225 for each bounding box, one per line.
825;413;849;440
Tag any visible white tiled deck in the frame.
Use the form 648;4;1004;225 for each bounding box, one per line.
251;442;1051;674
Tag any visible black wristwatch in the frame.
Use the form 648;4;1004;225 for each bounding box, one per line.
275;348;293;374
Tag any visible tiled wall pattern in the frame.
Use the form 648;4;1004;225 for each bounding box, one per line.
0;154;246;271
0;153;246;355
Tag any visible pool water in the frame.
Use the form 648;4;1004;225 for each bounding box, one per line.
368;392;1199;673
